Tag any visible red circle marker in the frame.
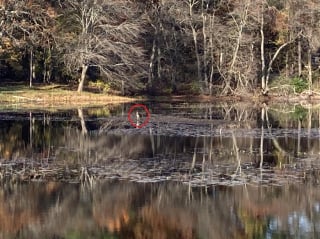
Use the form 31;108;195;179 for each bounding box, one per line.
128;104;150;128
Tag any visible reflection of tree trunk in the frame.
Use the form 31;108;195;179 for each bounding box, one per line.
297;119;301;156
157;130;161;150
43;113;51;160
249;136;253;155
209;127;213;162
232;132;241;176
29;112;33;149
308;107;312;149
265;107;286;155
78;64;88;93
260;108;265;169
319;110;320;154
202;136;206;174
149;128;155;157
78;108;88;135
188;182;193;201
190;136;199;173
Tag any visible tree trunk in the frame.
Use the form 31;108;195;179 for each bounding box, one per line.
202;7;208;86
230;24;243;71
148;39;156;87
191;26;202;83
157;47;161;80
209;15;215;95
265;42;290;90
43;46;52;83
29;49;33;88
298;37;302;76
171;27;177;91
189;2;202;86
308;47;312;94
121;80;124;96
285;52;289;78
78;64;88;92
260;9;266;93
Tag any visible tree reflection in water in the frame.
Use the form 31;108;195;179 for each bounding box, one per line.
0;103;319;237
0;181;319;239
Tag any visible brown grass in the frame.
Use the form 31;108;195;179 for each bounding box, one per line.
0;84;138;109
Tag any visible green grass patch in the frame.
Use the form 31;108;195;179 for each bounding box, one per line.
291;77;308;93
269;76;309;95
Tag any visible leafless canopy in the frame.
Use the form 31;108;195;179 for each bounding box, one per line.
58;0;147;91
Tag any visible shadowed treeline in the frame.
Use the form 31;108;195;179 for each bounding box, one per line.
1;0;320;95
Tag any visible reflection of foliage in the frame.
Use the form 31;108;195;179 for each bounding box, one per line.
0;182;320;239
0;114;73;160
133;205;195;239
65;230;118;239
238;209;268;239
0;123;25;159
87;107;111;117
291;105;307;121
268;104;316;128
274;150;288;168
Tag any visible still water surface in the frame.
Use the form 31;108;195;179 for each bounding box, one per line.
0;102;320;238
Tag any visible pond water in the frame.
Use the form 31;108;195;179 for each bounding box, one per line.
0;101;320;238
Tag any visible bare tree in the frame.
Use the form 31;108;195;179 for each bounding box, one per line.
254;0;303;94
58;0;147;93
212;0;257;95
144;0;200;94
283;0;320;94
186;0;202;86
299;1;320;94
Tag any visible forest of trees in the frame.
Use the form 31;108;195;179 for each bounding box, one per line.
1;0;320;96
